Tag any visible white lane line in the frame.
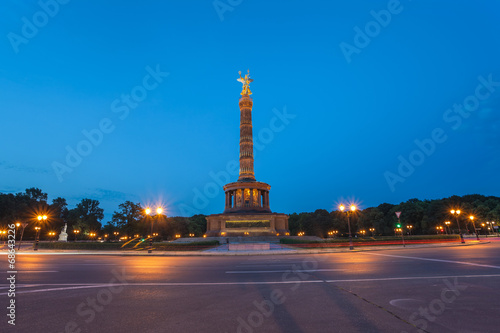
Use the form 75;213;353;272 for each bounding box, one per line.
0;284;111;295
361;252;500;269
226;269;345;274
2;274;500;295
0;280;323;295
236;264;295;267
0;271;58;273
325;274;500;283
62;263;118;266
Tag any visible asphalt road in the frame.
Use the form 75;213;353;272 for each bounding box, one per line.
1;241;500;333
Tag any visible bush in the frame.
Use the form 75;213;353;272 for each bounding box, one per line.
280;235;459;244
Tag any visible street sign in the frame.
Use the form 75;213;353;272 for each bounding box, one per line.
395;212;401;218
494;226;499;229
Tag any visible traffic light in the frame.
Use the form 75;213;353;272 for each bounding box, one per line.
396;223;401;228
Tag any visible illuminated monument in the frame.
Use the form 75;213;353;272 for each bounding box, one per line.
206;71;289;237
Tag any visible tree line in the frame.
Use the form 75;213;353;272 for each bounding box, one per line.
0;188;206;240
289;194;500;237
0;188;499;239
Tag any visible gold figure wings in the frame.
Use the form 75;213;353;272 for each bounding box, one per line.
237;70;253;95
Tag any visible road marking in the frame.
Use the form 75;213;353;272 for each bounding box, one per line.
361;252;500;269
0;280;323;295
1;274;500;295
73;263;118;266
226;269;345;274
0;271;58;273
325;274;500;283
236;264;297;267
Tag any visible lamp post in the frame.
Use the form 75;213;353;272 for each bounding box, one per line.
450;209;465;243
145;207;163;253
485;222;490;235
17;222;28;251
340;204;356;250
73;229;80;242
407;225;413;235
369;228;375;237
34;215;47;251
469;216;479;240
444;221;451;235
113;231;119;240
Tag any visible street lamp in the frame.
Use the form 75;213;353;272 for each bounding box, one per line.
339;204;356;250
469;215;479;240
16;222;28;251
406;225;413;235
145;207;163;253
444;221;451;235
48;231;56;242
34;215;47;251
450;209;465;243
0;230;7;244
113;231;119;240
369;228;375;237
73;229;80;241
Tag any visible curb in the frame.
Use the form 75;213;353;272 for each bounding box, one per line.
0;241;490;256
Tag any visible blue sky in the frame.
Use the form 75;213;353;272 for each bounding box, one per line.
1;0;499;222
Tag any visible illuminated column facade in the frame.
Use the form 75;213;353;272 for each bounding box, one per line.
238;95;256;182
223;183;271;212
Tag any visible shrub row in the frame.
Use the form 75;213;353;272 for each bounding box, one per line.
279;235;460;244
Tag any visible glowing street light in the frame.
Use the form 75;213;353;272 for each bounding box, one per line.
340;204;356;250
450;209;465;243
16;222;28;251
145;206;164;253
34;215;47;251
469;215;479;240
73;229;80;241
444;221;451;235
48;231;56;242
407;225;413;235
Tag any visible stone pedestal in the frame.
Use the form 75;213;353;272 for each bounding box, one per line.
206;212;289;237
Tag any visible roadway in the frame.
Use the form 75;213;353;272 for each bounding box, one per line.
1;241;499;332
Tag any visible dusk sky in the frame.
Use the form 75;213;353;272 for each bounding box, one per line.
1;0;499;222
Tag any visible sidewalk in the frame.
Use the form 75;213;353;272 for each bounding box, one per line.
0;240;490;256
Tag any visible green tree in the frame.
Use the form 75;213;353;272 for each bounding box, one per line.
68;199;104;233
112;201;144;236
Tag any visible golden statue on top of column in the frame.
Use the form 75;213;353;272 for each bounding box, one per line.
237;70;253;95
